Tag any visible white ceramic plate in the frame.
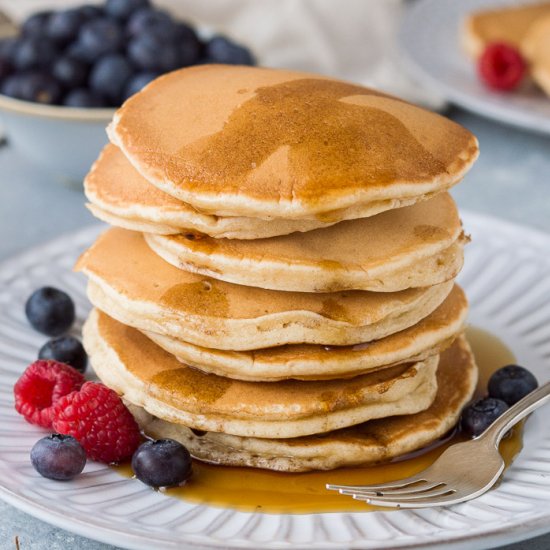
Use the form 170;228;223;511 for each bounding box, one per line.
399;0;550;134
1;215;550;550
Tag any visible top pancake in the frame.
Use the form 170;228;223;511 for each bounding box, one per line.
462;1;550;58
110;65;478;221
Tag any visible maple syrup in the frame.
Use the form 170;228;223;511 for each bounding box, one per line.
113;326;524;513
170;78;471;209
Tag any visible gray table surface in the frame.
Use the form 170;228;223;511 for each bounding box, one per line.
1;109;549;550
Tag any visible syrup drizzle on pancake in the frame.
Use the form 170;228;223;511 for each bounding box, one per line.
160;281;229;317
176;79;451;207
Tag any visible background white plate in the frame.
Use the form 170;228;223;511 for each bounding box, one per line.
1;213;550;550
399;0;550;134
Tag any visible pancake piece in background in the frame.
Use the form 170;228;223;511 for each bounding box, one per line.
145;193;466;293
84;309;439;439
126;335;477;472
522;14;550;96
85;144;336;239
462;1;550;58
75;228;454;350
109;65;478;222
144;285;468;381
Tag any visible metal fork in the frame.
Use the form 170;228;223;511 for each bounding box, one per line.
327;381;550;508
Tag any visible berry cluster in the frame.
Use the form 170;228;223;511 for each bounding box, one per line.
26;286;87;372
17;285;192;487
0;0;255;108
461;364;538;437
15;359;141;467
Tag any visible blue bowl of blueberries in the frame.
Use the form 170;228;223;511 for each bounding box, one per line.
0;0;254;184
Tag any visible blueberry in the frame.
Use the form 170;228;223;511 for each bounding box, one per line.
105;0;150;21
128;11;180;44
175;23;201;67
38;336;88;373
0;37;19;61
0;57;13;80
31;434;86;481
204;36;255;66
52;56;88;88
128;34;181;72
461;397;509;437
127;8;173;37
132;439;192;488
65;41;91;63
46;9;86;44
79;5;104;20
63;88;107;108
18;72;63;105
25;287;75;336
77;18;124;61
12;37;58;71
21;11;52;37
488;365;538;405
1;75;24;98
123;71;158;101
90;53;134;104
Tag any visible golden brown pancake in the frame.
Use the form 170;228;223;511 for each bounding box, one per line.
145;192;465;293
127;335;477;471
143;285;467;381
522;14;550;96
462;2;550;58
85;144;336;239
85;309;440;439
109;65;478;221
76;228;454;350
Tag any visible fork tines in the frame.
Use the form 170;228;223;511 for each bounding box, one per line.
326;478;457;507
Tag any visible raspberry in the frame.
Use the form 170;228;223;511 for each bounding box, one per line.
14;360;85;428
478;42;527;91
52;382;141;463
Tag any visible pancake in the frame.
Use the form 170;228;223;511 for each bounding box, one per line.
109;65;478;221
85;309;439;439
522;14;550;97
85;144;335;239
462;2;550;58
145;193;465;293
127;335;476;471
76;228;454;350
144;285;467;381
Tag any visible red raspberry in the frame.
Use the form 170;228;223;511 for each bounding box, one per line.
52;382;141;463
478;42;527;91
14;360;85;428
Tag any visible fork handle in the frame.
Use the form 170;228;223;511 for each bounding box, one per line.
479;381;550;446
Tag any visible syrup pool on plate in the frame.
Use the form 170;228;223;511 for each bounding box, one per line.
114;326;523;513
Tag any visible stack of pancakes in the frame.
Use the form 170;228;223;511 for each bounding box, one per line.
77;65;480;472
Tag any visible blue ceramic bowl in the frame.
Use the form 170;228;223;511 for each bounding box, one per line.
0;93;114;185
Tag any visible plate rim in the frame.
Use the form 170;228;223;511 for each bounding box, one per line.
1;214;550;550
2;478;550;550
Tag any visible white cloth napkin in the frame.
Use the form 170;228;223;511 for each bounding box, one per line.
1;0;445;109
